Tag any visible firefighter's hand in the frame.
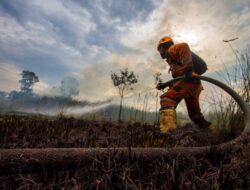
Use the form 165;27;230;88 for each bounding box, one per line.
156;83;165;90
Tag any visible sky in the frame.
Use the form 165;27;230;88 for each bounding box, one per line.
0;0;249;107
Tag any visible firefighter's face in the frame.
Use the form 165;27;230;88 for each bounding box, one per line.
158;46;167;59
166;55;172;65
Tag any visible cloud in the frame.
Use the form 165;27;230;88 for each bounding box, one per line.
0;63;20;92
75;0;250;105
121;0;250;72
0;0;249;108
0;0;96;86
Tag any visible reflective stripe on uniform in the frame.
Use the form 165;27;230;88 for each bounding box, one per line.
160;96;178;108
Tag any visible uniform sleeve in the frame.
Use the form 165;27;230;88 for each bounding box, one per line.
167;43;193;77
168;43;193;67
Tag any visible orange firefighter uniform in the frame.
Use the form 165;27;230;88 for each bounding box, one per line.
158;40;210;132
160;43;203;112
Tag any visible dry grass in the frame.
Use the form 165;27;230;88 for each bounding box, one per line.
1;116;249;189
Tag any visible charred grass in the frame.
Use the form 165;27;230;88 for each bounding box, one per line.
0;115;221;149
0;115;249;189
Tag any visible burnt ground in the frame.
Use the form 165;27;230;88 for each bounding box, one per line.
0;116;222;148
0;115;249;189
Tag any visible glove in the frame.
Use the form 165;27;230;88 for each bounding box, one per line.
156;81;173;90
156;82;166;90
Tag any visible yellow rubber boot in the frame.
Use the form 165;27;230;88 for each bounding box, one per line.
160;108;177;133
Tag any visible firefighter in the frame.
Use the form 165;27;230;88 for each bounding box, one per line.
156;36;211;133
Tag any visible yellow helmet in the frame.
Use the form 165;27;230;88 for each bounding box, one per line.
157;36;173;50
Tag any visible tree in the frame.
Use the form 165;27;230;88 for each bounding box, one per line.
19;70;39;94
111;68;138;122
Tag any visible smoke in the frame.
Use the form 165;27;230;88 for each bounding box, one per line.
77;51;167;104
20;102;112;117
37;76;80;97
64;102;112;116
0;92;112;117
60;76;80;97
